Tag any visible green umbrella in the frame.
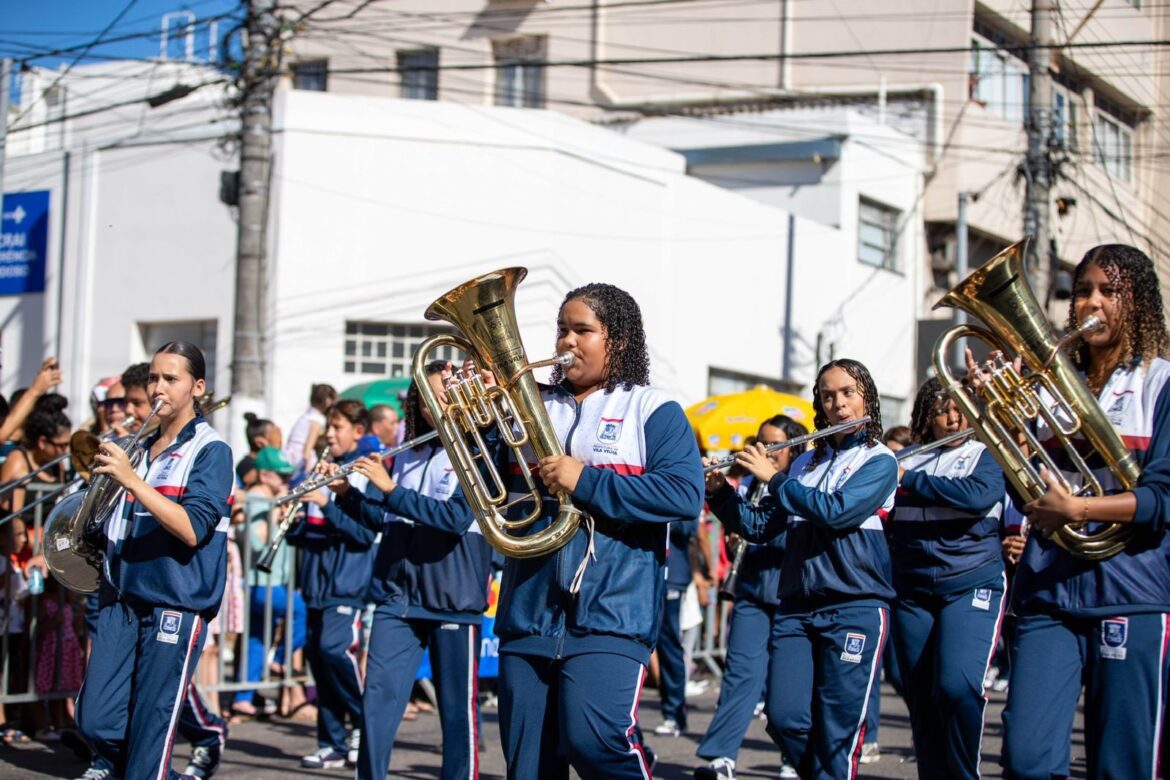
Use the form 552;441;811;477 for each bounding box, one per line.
339;377;412;416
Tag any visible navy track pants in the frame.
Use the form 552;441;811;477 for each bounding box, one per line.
77;603;205;780
657;586;688;729
499;652;653;780
696;598;774;761
1002;611;1170;780
766;604;888;780
892;575;1006;779
357;609;480;780
304;605;364;752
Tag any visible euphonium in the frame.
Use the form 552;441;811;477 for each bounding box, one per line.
43;399;165;593
933;238;1140;560
413;267;584;558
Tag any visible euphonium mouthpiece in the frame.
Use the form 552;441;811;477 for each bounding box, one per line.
555;352;575;366
1077;315;1105;336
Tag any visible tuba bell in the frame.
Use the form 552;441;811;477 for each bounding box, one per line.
933;238;1140;560
412;267;584;558
43;399;165;593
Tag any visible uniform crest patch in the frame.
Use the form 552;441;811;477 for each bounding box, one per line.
841;632;866;663
157;610;182;644
1101;617;1128;660
972;588;992;611
832;467;853;492
597;417;623;444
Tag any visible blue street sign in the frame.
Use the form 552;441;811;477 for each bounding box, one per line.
0;190;50;295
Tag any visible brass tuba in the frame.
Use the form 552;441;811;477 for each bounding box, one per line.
44;399;165;592
413;267;584;558
933;238;1140;560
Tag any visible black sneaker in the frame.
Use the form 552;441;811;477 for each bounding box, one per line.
301;747;347;769
184;744;222;779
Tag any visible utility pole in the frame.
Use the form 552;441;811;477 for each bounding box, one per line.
1024;0;1056;303
953;191;970;371
0;59;12;224
231;0;280;417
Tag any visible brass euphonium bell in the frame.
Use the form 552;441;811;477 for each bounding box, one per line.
933;238;1140;560
413;267;584;558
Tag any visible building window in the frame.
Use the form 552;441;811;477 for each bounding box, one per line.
1093;101;1135;184
1052;87;1080;151
344;322;463;377
138;320;218;392
399;48;439;100
493;36;546;108
292;60;328;91
969;33;1027;125
858;198;900;270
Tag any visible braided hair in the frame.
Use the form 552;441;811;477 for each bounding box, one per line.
1068;244;1170;371
550;283;650;392
908;376;952;445
808;359;883;469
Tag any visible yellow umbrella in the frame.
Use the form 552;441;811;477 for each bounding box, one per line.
686;385;816;452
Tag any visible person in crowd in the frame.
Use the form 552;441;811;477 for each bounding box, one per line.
283;384;337;477
74;342;234;780
0;359;63;462
707;358;896;780
695;415;807;780
236;413;282;489
891;377;1006;779
231;446;309;721
994;244;1170;779
489;282;704;779
654;510;697;739
88;378;128;437
285;400;380;770
0;407;72;518
331;360;491;780
368;404;401;449
882;426;912;453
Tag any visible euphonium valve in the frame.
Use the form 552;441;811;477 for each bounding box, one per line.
932;238;1140;560
413;267;584;559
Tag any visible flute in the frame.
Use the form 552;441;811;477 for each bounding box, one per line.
255;430;439;573
894;428;974;461
702;417;873;473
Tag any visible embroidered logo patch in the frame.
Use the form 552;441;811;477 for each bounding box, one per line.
840;632;866;664
832;467;853;492
1101;617;1128;660
1107;391;1132;425
597;417;623;444
155;452;182;481
157;610;182;644
972;588;992;611
337;605;354;616
951;455;971;476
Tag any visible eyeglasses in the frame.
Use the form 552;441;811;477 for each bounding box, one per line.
99;398;128;410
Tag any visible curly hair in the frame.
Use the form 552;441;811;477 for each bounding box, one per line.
549;283;650;392
908;377;953;445
809;359;883;468
1069;244;1170;371
404;360;447;443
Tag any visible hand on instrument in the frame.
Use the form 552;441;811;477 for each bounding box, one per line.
537;455;585;495
702;457;728;494
322;463;349;495
303;487;330;507
91;441;135;486
32;358;62;394
352;454;395;494
1022;469;1080;536
459;358;496;389
735;443;779;485
1002;533;1026;565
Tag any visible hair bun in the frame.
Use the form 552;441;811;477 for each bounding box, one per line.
244;411;258;423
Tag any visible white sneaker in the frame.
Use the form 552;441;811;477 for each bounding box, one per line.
75;769;111;780
653;718;681;737
685;678;710;697
301;747;346;769
779;759;798;778
347;729;361;765
859;742;881;764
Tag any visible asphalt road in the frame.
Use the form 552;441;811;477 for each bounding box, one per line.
0;680;1081;779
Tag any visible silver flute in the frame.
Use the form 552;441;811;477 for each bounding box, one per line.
894;428;975;461
702;417;873;473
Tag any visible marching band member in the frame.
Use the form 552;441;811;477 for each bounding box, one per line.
706;358;895;780
695;415;806;780
492;282;704;779
997;244;1170;779
75;342;233;780
285;400;382;770
331;360;491;780
891;377;1005;779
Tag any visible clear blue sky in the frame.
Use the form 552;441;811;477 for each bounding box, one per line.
0;0;242;69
